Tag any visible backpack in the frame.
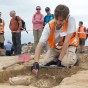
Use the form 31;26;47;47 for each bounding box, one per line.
16;16;28;33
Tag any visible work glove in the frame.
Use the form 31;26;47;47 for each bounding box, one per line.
45;61;57;66
57;60;61;67
31;62;39;71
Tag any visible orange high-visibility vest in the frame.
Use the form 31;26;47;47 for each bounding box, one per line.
48;20;79;49
0;19;4;33
78;26;86;39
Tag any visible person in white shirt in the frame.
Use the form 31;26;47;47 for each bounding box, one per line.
31;4;79;74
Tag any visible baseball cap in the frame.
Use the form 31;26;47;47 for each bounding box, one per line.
45;7;50;11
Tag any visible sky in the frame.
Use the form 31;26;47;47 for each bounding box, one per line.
0;0;88;44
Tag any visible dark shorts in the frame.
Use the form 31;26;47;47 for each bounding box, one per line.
79;38;85;45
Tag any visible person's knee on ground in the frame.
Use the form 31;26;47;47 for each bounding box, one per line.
61;47;78;67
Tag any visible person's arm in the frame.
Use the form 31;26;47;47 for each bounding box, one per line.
34;42;43;62
3;20;5;29
31;24;50;74
9;20;12;30
58;16;76;63
0;19;5;27
84;27;86;32
34;23;50;61
43;16;46;26
84;27;87;39
32;14;37;24
77;27;80;37
58;33;73;61
36;14;44;24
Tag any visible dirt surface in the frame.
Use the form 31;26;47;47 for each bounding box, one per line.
0;53;88;88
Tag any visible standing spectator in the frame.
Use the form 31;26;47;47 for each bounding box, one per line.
5;41;12;56
9;10;22;55
0;12;5;49
44;7;54;51
32;6;44;49
77;21;86;53
44;7;54;26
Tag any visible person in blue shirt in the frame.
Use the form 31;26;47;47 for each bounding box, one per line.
4;41;12;56
44;7;54;26
43;7;54;51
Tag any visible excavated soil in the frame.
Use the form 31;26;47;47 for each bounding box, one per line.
0;66;84;88
0;53;88;88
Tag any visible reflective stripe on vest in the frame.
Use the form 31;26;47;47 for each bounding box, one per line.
78;26;86;39
48;20;79;49
0;19;4;33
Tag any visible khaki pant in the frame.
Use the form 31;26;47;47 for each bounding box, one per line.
33;29;43;48
41;46;77;67
0;34;4;43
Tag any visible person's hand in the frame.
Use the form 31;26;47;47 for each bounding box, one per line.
31;62;39;75
57;60;61;67
34;20;38;23
36;19;40;22
17;29;21;32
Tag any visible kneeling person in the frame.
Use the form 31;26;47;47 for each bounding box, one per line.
31;4;79;74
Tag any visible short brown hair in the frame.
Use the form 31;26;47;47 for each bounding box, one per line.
54;4;69;20
79;21;83;25
36;6;41;10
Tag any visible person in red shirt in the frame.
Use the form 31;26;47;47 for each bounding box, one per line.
9;10;22;55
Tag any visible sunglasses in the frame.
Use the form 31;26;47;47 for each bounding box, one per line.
45;10;49;12
36;9;41;10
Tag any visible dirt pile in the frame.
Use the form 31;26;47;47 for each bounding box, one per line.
0;53;88;88
0;66;83;88
53;70;88;88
